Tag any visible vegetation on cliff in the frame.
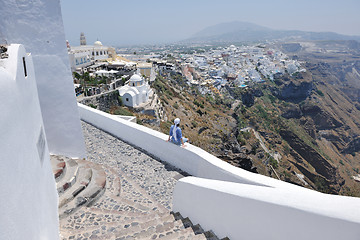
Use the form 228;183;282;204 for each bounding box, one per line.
139;44;360;197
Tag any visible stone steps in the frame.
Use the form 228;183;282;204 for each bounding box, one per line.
51;155;66;182
171;212;228;240
51;156;106;219
58;164;92;208
56;157;79;194
52;155;228;240
159;227;200;240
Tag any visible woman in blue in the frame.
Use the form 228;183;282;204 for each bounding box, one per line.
167;118;188;147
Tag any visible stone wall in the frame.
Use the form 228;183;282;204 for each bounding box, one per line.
79;90;121;113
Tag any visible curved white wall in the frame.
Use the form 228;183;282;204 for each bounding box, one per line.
78;103;360;240
173;177;360;240
0;44;59;240
0;0;86;158
79;103;269;186
78;103;314;190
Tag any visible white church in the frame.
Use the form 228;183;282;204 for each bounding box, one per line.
118;73;153;107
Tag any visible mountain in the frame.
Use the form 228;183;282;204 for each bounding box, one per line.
186;21;360;43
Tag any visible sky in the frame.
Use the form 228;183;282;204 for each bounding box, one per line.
60;0;360;47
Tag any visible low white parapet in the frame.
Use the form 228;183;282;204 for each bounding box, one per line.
116;115;137;123
78;103;360;240
79;103;295;189
173;177;360;240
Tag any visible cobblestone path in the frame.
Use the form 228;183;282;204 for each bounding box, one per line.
55;122;223;240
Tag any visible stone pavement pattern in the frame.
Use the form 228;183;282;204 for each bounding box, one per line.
52;121;228;240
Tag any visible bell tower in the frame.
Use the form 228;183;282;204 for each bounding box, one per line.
80;32;87;45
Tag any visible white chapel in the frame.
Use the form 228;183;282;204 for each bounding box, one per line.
119;74;153;107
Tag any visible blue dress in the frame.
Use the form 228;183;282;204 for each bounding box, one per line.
169;125;182;145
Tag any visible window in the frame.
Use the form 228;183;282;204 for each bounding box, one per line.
22;57;27;77
96;51;99;56
92;51;94;56
126;98;129;102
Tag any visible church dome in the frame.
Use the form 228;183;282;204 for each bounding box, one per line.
129;74;142;82
94;40;103;46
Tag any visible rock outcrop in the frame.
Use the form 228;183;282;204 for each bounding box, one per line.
279;129;337;182
273;81;313;102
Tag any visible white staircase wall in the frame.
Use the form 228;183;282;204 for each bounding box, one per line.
0;0;86;158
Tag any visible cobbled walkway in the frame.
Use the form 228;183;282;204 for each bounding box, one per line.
58;121;212;240
81;121;186;210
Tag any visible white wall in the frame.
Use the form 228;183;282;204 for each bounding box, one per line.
79;104;360;239
0;44;59;240
173;177;360;240
78;103;311;190
0;0;86;158
79;104;267;186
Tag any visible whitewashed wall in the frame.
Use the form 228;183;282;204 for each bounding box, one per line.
173;177;360;240
0;44;59;240
79;103;271;186
0;0;86;158
79;103;315;190
79;103;360;239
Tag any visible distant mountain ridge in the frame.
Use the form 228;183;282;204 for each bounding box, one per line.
186;21;360;43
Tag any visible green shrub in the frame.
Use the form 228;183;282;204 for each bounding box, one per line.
118;96;123;106
316;90;324;97
269;157;278;169
173;102;179;109
193;100;204;108
241;131;251;139
113;107;133;116
89;104;97;109
237;135;246;145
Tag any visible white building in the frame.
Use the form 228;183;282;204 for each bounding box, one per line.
119;74;153;107
68;40;116;71
0;43;60;240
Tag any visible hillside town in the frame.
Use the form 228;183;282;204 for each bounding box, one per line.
69;33;306;103
3;1;360;239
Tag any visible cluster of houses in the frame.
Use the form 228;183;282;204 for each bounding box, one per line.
70;33;306;109
177;45;306;94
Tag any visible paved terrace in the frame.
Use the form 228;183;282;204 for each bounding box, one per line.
56;122;224;240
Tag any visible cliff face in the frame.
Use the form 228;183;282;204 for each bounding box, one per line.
271;40;360;196
136;41;360;197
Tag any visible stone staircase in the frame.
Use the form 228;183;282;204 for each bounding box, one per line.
51;155;229;240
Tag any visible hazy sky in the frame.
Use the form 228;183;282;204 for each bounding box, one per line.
60;0;360;46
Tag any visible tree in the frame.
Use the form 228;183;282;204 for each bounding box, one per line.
73;72;81;83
